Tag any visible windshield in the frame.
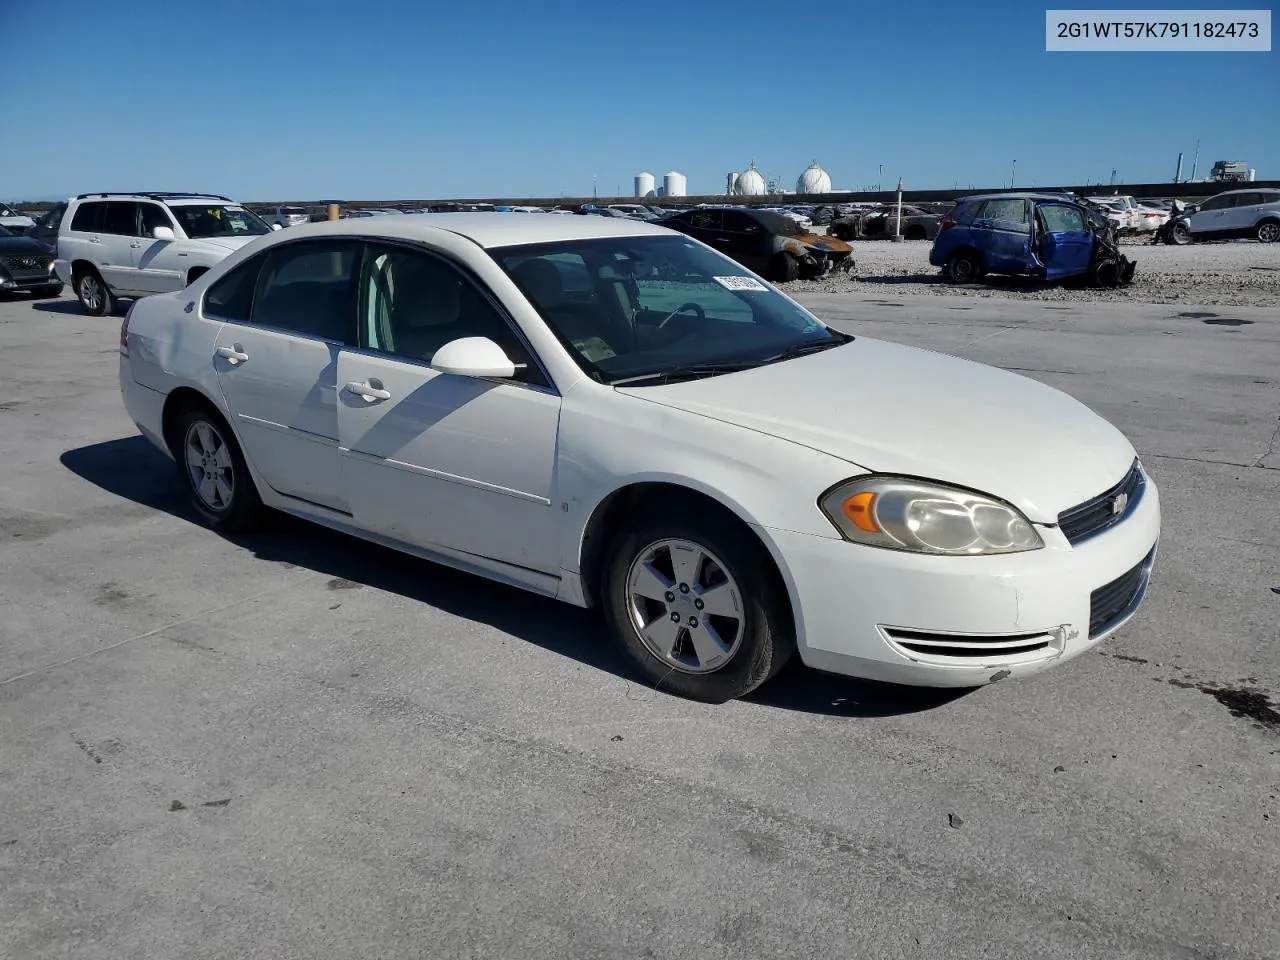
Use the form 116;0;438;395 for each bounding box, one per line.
169;205;270;239
491;235;847;385
750;210;805;236
0;204;16;217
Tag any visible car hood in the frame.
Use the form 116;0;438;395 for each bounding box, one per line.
190;235;261;252
620;337;1135;522
0;235;52;255
794;232;852;253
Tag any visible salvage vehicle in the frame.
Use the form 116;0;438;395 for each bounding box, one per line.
830;204;941;242
930;193;1136;287
0;224;63;297
1170;188;1280;244
118;214;1160;702
0;202;35;234
660;206;853;281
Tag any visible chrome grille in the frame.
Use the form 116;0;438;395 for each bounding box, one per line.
1058;460;1144;545
1089;548;1155;638
2;254;52;276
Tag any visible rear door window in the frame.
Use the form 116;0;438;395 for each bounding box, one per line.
102;202;141;236
250;241;361;342
977;198;1029;225
70;201;106;232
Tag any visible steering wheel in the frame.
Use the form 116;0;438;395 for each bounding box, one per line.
657;302;705;330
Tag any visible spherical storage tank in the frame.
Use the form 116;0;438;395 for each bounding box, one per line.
634;172;656;198
796;160;831;195
734;164;766;196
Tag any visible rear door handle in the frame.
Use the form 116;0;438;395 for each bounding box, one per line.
215;344;249;364
344;380;391;402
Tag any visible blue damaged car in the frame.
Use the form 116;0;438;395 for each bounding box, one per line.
929;193;1136;287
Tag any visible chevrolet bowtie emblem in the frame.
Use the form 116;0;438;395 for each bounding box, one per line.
1112;492;1129;516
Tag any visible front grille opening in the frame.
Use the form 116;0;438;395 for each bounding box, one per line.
1058;460;1144;545
1089;549;1154;637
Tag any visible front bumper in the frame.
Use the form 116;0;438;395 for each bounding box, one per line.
759;474;1161;687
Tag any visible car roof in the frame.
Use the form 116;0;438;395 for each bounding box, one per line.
957;193;1078;203
249;212;673;249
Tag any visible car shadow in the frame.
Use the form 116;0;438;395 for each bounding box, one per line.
30;299;85;315
60;435;970;717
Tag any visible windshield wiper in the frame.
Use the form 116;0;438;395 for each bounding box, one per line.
611;359;764;387
759;335;851;364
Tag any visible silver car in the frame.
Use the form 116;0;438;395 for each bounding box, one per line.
1173;188;1280;244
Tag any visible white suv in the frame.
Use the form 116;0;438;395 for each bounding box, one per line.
54;193;273;315
1173;188;1280;244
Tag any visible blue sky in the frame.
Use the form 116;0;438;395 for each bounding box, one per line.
2;0;1275;201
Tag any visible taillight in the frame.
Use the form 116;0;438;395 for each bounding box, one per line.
939;217;956;232
119;303;134;356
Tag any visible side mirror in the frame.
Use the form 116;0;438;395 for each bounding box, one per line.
152;225;176;241
430;337;524;379
271;223;283;231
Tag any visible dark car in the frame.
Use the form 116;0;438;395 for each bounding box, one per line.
23;201;66;254
929;193;1135;287
830;204;941;241
659;207;853;282
0;224;63;298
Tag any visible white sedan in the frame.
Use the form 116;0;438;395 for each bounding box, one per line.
118;214;1160;702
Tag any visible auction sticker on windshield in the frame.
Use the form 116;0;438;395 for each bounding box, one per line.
714;276;768;291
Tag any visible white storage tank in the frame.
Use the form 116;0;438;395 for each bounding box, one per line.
663;171;687;197
727;172;737;195
634;172;656;198
796;160;831;195
734;163;766;196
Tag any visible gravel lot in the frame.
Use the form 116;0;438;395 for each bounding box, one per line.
1;290;1278;959
789;238;1280;307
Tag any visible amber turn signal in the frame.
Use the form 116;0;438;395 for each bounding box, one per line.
841;491;880;533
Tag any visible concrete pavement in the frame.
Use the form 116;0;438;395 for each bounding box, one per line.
1;289;1277;959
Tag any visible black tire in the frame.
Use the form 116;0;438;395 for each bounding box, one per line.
33;284;63;299
173;406;263;532
943;249;982;284
771;252;800;283
74;267;113;316
1255;219;1280;243
904;225;927;241
601;505;796;703
1091;257;1121;288
1170;222;1192;245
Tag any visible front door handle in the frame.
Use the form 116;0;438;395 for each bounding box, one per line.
344;380;391;402
130;241;143;248
215;344;249;364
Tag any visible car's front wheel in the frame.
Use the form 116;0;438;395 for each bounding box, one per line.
75;269;113;316
174;407;263;532
601;507;795;703
1170;222;1193;245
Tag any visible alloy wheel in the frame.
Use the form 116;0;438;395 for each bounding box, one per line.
78;275;102;312
625;538;744;674
184;420;235;512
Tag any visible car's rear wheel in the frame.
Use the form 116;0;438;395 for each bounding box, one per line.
601;507;795;703
1256;219;1279;243
1170;222;1192;245
943;249;982;283
174;407;263;532
75;269;113;316
771;252;800;283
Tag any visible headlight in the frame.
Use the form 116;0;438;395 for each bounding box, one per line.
819;476;1044;556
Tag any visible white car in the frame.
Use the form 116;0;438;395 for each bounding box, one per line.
117;214;1160;702
272;205;312;228
55;192;273;315
0;202;36;234
1173;188;1280;244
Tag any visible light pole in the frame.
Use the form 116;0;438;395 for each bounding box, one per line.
878;163;883;192
1011;159;1016;189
